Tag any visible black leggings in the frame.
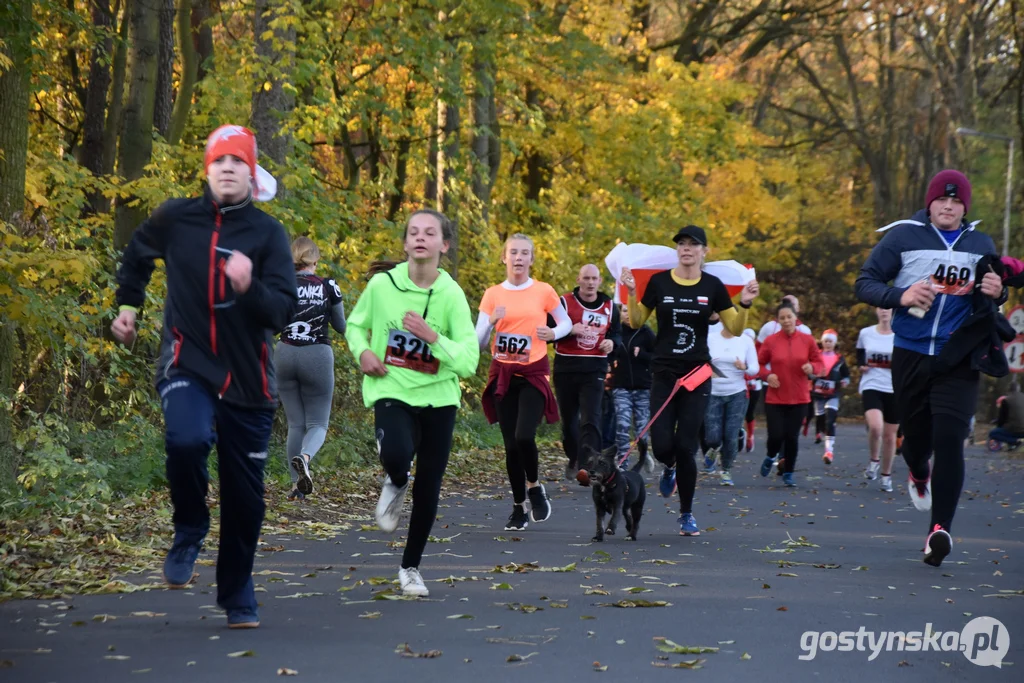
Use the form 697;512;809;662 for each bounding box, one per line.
649;371;710;514
766;403;807;473
495;376;546;505
554;372;605;468
815;408;838;437
374;400;457;569
745;389;761;423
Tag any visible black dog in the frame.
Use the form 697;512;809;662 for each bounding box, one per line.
585;443;646;542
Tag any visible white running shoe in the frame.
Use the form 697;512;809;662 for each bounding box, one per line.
399;567;429;597
879;475;893;493
907;474;932;512
375;475;409;533
865;460;880;480
923;525;952;567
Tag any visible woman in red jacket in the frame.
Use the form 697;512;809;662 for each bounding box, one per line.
757;302;824;486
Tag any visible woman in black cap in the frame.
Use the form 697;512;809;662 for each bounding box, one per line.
621;225;758;536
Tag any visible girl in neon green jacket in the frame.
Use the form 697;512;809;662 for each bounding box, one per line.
345;209;479;597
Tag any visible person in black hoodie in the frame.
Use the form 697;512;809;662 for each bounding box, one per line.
610;304;656;472
551;264;621;481
111;125;297;629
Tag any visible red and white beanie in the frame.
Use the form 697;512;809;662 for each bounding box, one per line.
204;125;277;201
821;329;838;344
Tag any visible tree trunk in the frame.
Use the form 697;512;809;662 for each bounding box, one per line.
80;0;113;215
437;92;460;279
153;0;175;137
113;0;160;250
192;0;214;82
251;0;295;175
167;0;198;145
471;54;499;223
0;0;34;485
386;88;414;221
102;6;130;180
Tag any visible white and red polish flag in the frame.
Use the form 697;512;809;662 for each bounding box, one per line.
605;242;756;303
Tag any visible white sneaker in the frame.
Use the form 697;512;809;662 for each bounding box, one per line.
642;453;656;474
907;474;932;512
375;475;409;533
865;460;880;480
879;475;893;493
398;567;429;597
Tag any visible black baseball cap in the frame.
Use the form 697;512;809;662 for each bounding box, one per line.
672;225;707;245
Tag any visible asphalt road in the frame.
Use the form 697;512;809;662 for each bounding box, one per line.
2;424;1023;682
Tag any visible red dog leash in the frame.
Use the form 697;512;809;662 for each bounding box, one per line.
613;363;713;469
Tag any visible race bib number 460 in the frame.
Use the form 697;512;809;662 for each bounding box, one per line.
384;329;439;375
494;332;532;363
929;262;974;296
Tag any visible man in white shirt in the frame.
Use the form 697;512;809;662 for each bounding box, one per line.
702;323;760;485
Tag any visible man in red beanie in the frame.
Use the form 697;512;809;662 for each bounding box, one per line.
110;125;296;628
855;169;1008;567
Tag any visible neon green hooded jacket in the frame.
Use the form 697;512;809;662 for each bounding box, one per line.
345;262;479;408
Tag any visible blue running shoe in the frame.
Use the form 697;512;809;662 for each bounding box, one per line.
759;456;776;478
678;513;700;536
702;447;718;474
227;608;260;629
783;472;796;487
163;534;202;588
659;467;677;498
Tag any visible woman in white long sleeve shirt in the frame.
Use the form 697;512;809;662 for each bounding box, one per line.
703;322;760;485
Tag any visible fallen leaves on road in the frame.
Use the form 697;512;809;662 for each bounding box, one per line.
651;659;705;669
653;638;719;654
358;611;381;619
277;668;298;676
395;644;442;659
599;600;671;608
227;651;255;658
505;653;538;663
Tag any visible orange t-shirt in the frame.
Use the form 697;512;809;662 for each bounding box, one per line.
479;280;561;364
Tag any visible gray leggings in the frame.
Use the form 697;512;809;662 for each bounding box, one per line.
274;342;335;481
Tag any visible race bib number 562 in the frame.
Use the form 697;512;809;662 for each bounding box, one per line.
494;332;532;363
384;329;439;374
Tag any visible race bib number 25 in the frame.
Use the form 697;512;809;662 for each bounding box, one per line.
384;329;439;375
494;333;532;363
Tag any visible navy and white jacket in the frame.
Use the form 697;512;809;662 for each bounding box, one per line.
855;209;1003;357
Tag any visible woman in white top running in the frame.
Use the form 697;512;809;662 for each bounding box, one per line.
702;323;759;485
857;308;899;492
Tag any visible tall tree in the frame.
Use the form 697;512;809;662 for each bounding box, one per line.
80;0;114;215
252;0;295;174
0;0;35;484
167;0;199;145
113;0;160;249
471;50;500;223
153;0;175;137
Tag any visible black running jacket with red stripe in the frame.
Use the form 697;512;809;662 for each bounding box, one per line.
115;188;297;408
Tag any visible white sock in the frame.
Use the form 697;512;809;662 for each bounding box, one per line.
825;436;835;452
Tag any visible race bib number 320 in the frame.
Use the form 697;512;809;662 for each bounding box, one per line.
384;329;439;375
494;332;532;363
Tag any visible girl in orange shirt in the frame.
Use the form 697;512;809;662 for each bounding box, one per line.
478;234;572;531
